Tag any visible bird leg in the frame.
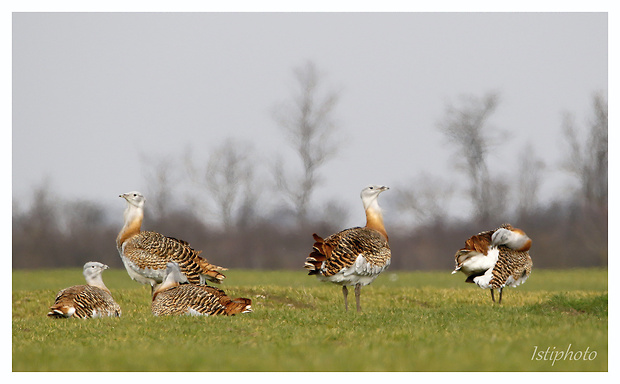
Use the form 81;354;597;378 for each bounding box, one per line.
490;289;504;304
355;283;362;313
342;285;348;311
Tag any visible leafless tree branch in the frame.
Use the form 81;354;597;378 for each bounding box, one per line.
272;60;341;225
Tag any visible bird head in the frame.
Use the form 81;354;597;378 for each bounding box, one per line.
119;191;146;209
82;261;109;280
360;185;389;210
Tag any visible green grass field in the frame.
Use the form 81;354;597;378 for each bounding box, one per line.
12;268;607;372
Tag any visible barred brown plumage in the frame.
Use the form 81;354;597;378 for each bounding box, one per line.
151;263;252;316
305;185;391;312
309;227;391;277
452;223;533;303
47;262;121;319
488;247;532;290
116;191;226;290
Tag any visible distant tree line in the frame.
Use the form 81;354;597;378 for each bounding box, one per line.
12;62;607;271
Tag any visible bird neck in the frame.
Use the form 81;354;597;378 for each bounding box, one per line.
116;204;143;248
152;274;179;300
86;274;110;294
365;201;388;241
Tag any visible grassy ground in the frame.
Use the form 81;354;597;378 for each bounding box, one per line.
12;268;607;372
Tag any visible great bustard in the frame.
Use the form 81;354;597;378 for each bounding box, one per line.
452;223;533;303
47;262;121;319
151;262;252;316
305;185;391;312
116;191;226;291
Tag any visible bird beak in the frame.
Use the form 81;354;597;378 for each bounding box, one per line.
103;264;109;270
380;186;389;192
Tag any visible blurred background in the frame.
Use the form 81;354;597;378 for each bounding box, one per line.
12;12;607;271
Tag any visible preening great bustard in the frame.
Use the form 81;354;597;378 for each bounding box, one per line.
452;223;533;303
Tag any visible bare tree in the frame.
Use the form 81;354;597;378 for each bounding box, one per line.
562;92;608;207
186;138;259;229
516;142;545;217
315;199;350;232
392;173;454;227
437;92;505;223
273;60;340;226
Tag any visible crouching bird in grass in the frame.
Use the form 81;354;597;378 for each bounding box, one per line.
452;223;533;304
151;262;252;316
116;191;227;293
304;185;391;313
47;262;121;319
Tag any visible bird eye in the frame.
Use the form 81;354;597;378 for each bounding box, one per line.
369;186;374;190
133;194;137;197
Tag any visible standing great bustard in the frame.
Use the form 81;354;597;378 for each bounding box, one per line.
47;262;121;319
116;191;226;290
305;185;391;312
151;263;252;316
452;223;533;303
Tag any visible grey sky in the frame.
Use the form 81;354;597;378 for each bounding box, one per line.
12;12;608;227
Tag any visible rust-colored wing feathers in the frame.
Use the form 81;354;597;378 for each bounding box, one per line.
463;230;494;255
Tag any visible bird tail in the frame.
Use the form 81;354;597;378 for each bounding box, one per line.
202;269;227;284
196;257;228;284
304;233;329;275
47;305;75;318
224;297;253;315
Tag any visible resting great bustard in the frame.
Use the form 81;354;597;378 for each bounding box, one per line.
305;185;391;312
47;262;121;319
116;191;226;290
151;262;252;316
452;223;533;303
